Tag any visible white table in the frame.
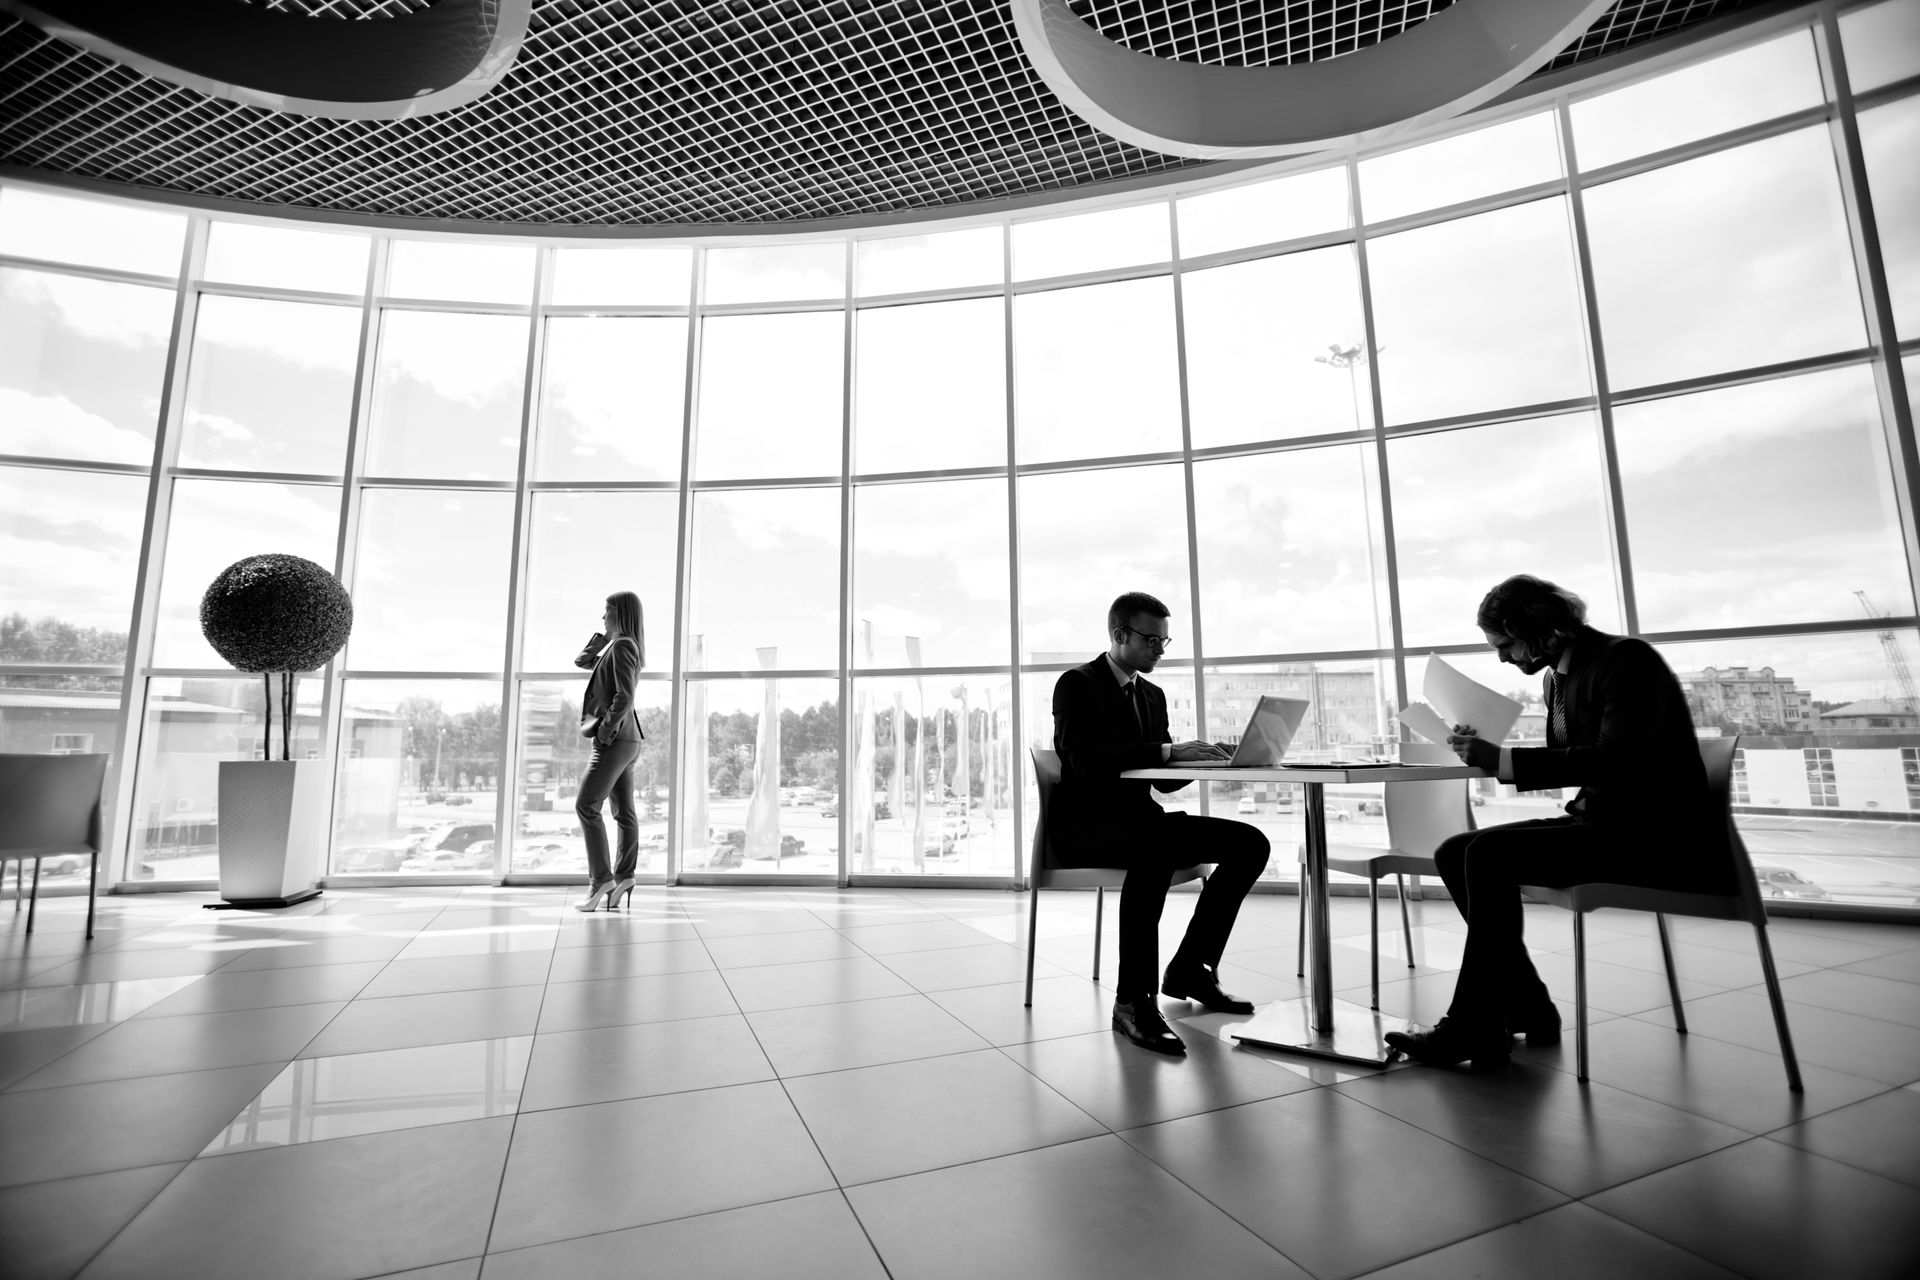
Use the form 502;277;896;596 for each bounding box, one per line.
1121;761;1483;1066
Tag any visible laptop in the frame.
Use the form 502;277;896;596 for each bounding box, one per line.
1184;695;1310;768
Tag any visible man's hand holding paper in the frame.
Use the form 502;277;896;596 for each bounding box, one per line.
1399;655;1522;766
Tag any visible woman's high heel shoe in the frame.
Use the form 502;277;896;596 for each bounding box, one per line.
574;881;613;912
608;879;635;911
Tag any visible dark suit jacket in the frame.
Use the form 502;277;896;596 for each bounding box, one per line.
1050;655;1186;856
1509;626;1714;838
574;635;644;747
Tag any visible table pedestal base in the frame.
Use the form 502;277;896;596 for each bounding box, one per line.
1230;998;1412;1067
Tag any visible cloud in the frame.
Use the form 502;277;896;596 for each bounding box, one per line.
0;388;153;465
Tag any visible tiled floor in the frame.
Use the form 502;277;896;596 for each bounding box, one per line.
2;884;1917;1280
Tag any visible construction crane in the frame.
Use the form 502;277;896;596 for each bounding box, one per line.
1856;590;1918;714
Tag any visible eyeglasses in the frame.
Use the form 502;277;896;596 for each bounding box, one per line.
1119;626;1173;652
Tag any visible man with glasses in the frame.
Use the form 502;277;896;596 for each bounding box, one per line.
1050;591;1272;1055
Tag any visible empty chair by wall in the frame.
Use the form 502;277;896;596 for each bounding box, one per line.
0;752;110;939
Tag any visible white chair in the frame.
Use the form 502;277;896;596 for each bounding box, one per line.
1024;748;1207;1006
1520;735;1802;1091
1297;742;1473;1009
1;752;109;939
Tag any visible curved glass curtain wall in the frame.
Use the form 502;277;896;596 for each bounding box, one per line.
3;0;1919;908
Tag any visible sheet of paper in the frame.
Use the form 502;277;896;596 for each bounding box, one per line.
1423;653;1522;744
1396;700;1454;746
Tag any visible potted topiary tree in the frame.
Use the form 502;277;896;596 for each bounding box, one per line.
200;553;353;907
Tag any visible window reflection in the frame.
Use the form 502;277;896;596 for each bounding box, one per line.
1018;463;1191;662
535;316;687;481
705;243;844;305
1389;414;1619;648
1653;629;1920;910
550;245;691;306
386;239;534;306
152;480;341;669
511;679;672;877
202;222;368;295
678;676;838;875
0;187;184;277
1839;0;1920;95
1366;197;1591;424
1359;113;1562;222
130;675;320;881
366;310;528;480
1175;167;1350;259
853;476;1010;668
1013;203;1170;280
331;679;502;875
1570;32;1825;171
350;489;514;671
1615;366;1910;631
0;465;146;661
1585;128;1865;391
848;675;1015;875
1858;99;1920;340
694;311;843;480
855;226;1002;296
687;488;840;671
1192;445;1389;657
0;269;173;465
1014;277;1181;462
854;298;1005;474
521;491;680;671
1181;244;1368;448
180;296;359;474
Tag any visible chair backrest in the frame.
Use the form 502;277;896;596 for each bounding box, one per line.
0;752;109;858
1699;735;1768;922
1030;747;1062;876
1383;741;1473;859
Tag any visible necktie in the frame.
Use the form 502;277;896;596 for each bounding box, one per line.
1127;680;1146;736
1548;672;1568;745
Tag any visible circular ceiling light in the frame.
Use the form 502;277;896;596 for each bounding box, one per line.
0;0;530;119
1011;0;1616;159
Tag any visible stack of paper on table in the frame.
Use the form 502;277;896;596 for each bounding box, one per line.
1399;654;1523;746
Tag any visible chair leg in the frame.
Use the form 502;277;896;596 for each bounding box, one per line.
25;858;41;934
1397;874;1415;970
1024;877;1042;1008
1295;872;1306;978
1573;912;1589;1083
1368;877;1380;1010
85;851;98;941
1753;924;1805;1093
1655;913;1686;1034
1092;885;1105;984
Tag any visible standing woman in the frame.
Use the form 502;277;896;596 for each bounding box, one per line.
573;591;645;911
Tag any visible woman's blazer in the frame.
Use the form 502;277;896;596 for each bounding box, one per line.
574;635;644;746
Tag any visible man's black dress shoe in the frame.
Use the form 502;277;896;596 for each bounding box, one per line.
1162;963;1256;1015
1383;1018;1512;1071
1113;997;1186;1056
1507;1003;1562;1046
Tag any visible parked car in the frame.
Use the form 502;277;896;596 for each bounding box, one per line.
409;822;494;855
1236;796;1258;815
334;845;409;873
1356;799;1384;817
1754;866;1829;901
397;850;485;874
442;794;472;807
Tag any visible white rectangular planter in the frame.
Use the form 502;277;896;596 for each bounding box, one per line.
218;759;329;904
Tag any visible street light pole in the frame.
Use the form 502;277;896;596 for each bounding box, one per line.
1315;341;1390;750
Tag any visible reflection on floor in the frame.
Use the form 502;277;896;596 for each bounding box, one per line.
2;885;1917;1279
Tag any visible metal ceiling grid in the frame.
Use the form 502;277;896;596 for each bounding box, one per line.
0;1;1770;228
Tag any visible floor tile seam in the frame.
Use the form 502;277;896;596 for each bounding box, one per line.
982;1039;1138;1141
1572;1143;1896;1273
478;909;569;1261
1520;1045;1862;1136
1613;1001;1920;1070
1334;1200;1636;1280
759;1034;1015;1086
1093;1126;1328;1278
48;1154;202;1280
1754;1125;1920;1192
194;1106;525;1164
478;1186;866;1267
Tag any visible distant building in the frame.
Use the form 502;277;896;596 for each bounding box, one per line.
1818;698;1920;733
1676;665;1814;732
